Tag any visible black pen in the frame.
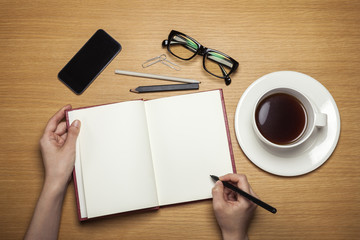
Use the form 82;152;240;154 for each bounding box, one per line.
130;83;199;93
210;175;277;214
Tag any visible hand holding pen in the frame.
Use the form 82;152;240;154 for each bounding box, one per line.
211;174;261;240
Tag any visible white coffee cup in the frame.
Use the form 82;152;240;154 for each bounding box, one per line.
252;88;327;149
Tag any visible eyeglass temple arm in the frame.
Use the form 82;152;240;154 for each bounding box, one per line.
163;34;190;47
207;55;233;68
219;64;231;85
162;38;188;47
163;38;198;54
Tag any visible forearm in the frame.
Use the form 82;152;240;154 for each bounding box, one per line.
24;181;66;240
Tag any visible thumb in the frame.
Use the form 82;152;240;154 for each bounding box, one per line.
64;120;81;150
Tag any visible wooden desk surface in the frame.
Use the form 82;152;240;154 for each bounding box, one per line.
1;0;359;239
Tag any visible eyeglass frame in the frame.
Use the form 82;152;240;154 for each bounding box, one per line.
162;30;239;85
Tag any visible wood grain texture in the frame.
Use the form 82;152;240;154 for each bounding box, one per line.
0;0;359;239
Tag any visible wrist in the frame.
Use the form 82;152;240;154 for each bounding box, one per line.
222;230;248;240
43;177;68;199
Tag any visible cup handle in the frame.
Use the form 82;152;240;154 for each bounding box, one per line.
315;113;327;127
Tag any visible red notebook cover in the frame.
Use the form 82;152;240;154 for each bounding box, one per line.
66;89;236;221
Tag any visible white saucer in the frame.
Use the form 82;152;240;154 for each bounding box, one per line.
234;71;341;176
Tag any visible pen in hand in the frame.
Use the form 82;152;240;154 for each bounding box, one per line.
210;175;277;214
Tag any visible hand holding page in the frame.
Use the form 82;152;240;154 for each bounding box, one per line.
67;90;235;221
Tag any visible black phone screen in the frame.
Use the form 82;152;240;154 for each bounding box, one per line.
58;29;121;94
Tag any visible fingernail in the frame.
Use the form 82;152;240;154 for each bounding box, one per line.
73;120;80;128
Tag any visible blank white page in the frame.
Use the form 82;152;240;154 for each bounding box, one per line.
144;90;234;206
68;101;159;219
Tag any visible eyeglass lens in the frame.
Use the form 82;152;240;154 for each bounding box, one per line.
204;52;234;78
169;34;199;60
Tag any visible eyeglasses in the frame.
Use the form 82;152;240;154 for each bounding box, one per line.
162;30;239;85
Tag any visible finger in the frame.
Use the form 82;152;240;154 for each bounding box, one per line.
220;173;251;193
45;105;72;133
223;187;232;200
63;120;81;151
226;191;238;201
60;132;68;142
55;134;65;145
55;122;67;136
212;180;225;209
219;173;241;182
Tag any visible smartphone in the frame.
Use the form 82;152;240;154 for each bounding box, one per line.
58;29;121;94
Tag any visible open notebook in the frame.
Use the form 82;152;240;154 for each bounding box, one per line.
66;89;235;221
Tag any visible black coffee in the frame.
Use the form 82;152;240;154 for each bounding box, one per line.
255;93;307;145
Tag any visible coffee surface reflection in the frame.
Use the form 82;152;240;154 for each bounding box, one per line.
255;93;307;145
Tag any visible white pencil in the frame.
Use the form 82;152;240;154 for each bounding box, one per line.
115;70;201;84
